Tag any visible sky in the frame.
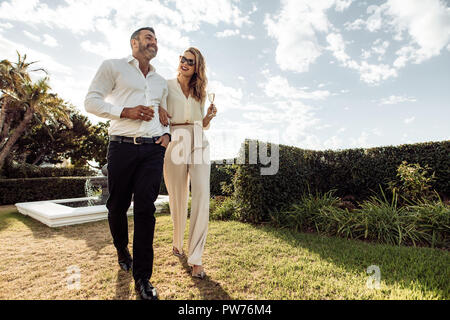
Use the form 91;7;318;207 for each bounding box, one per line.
0;0;449;160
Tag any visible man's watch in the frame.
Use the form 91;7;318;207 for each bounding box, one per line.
162;133;171;142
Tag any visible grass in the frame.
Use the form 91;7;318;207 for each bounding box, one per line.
0;205;449;300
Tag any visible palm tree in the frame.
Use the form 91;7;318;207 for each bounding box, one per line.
0;52;72;170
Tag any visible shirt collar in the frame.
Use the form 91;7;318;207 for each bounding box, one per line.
127;55;156;74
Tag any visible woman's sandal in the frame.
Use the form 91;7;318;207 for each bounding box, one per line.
172;247;184;258
191;266;206;279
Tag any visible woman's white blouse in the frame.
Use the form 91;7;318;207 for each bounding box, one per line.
167;78;209;130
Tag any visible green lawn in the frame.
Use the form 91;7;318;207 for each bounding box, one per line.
0;206;448;300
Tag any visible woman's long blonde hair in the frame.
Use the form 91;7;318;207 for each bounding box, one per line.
180;47;207;103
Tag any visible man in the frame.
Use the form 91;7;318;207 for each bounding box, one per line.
85;27;170;300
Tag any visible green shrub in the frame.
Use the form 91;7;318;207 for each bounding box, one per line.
210;163;235;196
388;161;436;203
2;162;97;178
0;177;89;204
234;139;450;224
210;197;239;221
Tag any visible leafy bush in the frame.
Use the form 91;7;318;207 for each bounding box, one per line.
388;161;436;203
234;139;450;224
210;163;235;196
0;177;89;204
210;197;239;221
1;162;97;178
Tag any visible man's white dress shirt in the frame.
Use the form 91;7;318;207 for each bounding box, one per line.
85;55;170;138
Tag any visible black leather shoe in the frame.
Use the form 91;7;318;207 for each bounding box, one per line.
117;247;132;272
135;278;159;300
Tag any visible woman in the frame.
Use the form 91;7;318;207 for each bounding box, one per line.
162;47;217;279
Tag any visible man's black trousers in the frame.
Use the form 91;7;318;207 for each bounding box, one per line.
106;140;166;281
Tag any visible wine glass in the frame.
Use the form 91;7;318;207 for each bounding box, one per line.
208;92;215;104
207;92;216;118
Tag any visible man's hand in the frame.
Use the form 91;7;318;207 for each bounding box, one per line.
121;105;154;121
159;107;172;126
155;134;170;148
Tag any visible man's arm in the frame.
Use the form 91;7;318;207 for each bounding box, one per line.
84;60;124;120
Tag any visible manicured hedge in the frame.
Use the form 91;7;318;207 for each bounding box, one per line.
234;140;450;223
1;163;97;179
1;161;234;205
0;177;90;205
210;162;235;196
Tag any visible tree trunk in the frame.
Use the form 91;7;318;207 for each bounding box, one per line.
31;150;46;166
0;97;8;139
0;108;33;170
0;119;10;149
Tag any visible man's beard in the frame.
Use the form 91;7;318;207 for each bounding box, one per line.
139;42;157;59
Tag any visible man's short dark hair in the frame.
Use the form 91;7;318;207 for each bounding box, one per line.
130;27;155;42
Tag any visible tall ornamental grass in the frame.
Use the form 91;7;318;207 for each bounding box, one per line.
269;190;449;249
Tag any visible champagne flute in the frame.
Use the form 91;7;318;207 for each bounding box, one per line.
208;92;215;104
207;92;216;118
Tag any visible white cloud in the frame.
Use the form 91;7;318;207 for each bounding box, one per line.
23;30;41;42
345;0;450;70
259;71;330;100
172;0;252;31
215;29;240;38
323;135;343;149
344;18;365;30
335;0;354;12
372;128;383;136
0;22;13;30
241;34;255;40
264;0;335;73
351;131;372;148
366;5;384;32
384;0;450;63
279;100;321;148
0;34;72;76
207;79;244;111
404;116;416;124
371;39;390;60
379;95;417;105
326;32;398;85
42;34;58;47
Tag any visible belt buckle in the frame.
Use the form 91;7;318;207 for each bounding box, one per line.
133;136;142;145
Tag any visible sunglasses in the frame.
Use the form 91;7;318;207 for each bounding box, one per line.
180;56;195;66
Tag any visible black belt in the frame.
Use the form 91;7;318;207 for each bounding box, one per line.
109;135;160;145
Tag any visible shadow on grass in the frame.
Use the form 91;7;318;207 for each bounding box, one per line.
253;223;450;298
114;269;133;300
0;208;32;232
176;255;232;300
1;208;113;260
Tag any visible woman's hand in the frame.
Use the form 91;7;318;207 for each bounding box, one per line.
159;107;172;126
203;104;217;128
206;104;217;119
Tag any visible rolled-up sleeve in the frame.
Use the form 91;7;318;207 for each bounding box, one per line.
84;60;124;120
160;85;171;135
